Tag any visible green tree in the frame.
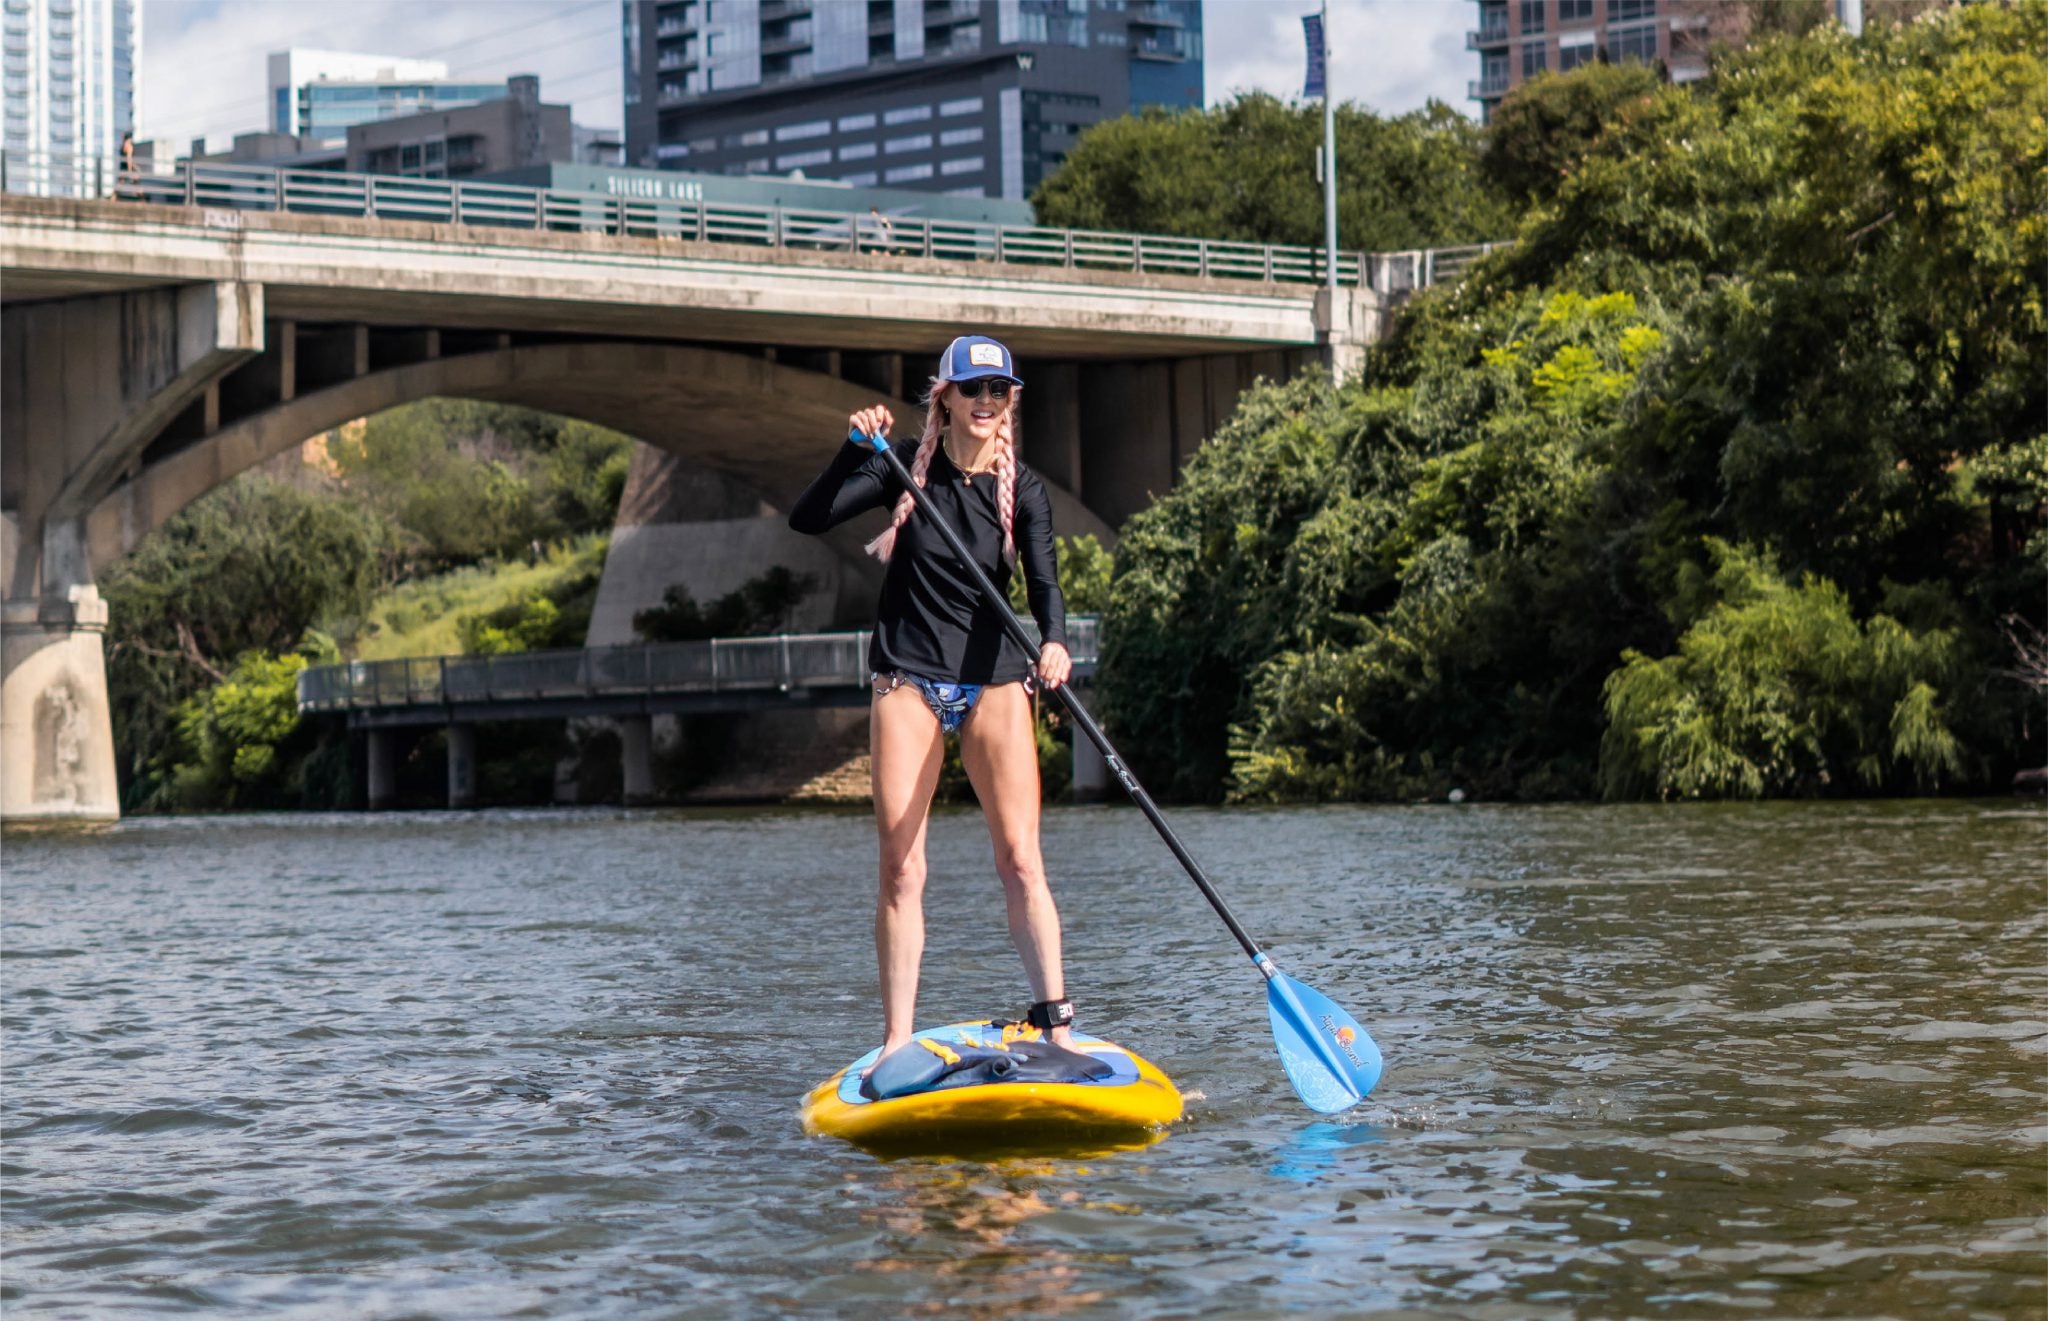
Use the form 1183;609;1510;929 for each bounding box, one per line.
163;635;344;810
332;399;631;569
100;476;395;807
1032;93;1512;251
1600;542;1964;799
1099;6;2044;801
1481;62;1665;204
1008;533;1113;616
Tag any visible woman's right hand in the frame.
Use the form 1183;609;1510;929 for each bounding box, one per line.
849;405;895;449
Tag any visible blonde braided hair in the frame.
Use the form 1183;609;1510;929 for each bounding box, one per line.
865;378;1020;565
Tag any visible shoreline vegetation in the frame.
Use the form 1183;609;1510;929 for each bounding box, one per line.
100;5;2042;813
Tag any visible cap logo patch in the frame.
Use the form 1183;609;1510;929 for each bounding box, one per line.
968;343;1005;367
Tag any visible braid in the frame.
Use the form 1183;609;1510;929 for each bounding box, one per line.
994;398;1019;565
864;378;944;562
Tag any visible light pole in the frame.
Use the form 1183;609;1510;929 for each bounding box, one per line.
1321;0;1337;307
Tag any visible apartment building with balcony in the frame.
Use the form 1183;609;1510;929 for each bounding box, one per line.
2;0;139;194
622;0;1203;201
1468;0;1708;121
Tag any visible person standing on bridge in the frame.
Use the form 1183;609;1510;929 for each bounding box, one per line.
789;334;1076;1070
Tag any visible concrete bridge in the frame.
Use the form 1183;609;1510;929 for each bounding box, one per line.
0;155;1498;821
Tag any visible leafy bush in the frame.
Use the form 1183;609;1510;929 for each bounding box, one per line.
331;399;630;570
100;477;396;808
454;565;599;655
1600;542;1963;798
1097;6;2043;802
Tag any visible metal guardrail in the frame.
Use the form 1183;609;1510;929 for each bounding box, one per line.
0;149;1508;295
297;616;1101;715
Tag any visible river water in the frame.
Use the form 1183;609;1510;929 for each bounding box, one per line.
3;801;2042;1319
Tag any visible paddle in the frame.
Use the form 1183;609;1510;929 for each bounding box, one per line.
853;426;1384;1113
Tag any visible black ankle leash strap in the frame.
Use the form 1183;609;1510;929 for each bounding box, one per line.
1025;998;1075;1031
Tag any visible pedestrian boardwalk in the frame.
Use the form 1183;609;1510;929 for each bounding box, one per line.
297;617;1100;728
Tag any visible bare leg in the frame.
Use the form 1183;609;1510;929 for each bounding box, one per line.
959;683;1074;1048
870;682;945;1066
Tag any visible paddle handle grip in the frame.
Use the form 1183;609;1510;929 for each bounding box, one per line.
867;436;1269;968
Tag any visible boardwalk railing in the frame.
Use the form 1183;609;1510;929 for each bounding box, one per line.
2;149;1508;295
298;616;1101;715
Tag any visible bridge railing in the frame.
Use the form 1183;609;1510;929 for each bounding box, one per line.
1;148;1507;296
297;616;1102;714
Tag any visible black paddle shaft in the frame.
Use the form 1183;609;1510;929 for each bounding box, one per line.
872;441;1268;968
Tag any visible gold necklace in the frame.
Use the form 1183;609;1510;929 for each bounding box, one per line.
944;438;998;476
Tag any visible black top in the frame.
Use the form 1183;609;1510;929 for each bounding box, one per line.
788;440;1066;685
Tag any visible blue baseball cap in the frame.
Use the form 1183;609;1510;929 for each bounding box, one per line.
938;334;1021;385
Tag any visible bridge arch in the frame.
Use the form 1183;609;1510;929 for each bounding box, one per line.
85;339;1115;579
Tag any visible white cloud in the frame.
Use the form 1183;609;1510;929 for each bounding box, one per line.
139;0;622;152
1204;0;1475;115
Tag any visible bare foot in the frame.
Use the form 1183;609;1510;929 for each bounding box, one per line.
860;1038;912;1079
1050;1025;1076;1049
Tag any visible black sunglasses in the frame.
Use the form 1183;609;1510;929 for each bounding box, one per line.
953;378;1014;401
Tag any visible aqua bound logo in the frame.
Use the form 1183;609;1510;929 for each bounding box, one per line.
1323;1014;1365;1068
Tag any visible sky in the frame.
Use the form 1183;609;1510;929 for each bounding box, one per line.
139;0;1475;154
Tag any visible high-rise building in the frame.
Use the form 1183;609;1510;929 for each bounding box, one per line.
1;0;140;192
622;0;1203;201
1467;0;1708;122
268;48;507;145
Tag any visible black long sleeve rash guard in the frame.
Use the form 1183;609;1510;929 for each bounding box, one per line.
788;439;1066;686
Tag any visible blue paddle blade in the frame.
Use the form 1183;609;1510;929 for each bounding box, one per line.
1265;971;1383;1114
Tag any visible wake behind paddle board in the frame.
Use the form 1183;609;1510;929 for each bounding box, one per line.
800;1020;1182;1155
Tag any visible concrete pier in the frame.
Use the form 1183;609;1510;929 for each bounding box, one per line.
447;724;477;810
620;715;655;806
366;729;397;811
0;586;119;821
1071;722;1110;803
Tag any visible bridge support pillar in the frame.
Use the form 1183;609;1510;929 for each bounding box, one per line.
1071;720;1109;804
366;728;397;811
447;723;477;810
0;573;120;823
620;715;655;806
1316;286;1388;384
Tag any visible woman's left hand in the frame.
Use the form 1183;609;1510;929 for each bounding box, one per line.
1037;642;1072;690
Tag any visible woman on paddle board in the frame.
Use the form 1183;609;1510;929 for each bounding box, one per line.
789;334;1075;1069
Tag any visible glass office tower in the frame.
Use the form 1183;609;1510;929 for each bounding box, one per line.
2;0;140;194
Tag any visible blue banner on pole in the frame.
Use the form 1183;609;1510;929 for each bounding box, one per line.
1302;13;1326;100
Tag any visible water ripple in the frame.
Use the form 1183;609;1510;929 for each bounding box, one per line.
2;800;2042;1318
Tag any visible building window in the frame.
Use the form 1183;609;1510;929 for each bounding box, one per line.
938;95;983;117
840;170;878;186
1559;0;1593;21
1522;42;1547;77
1606;0;1654;21
939;125;982;147
944;185;986;197
939;155;983;176
882;103;931;125
837;111;876;131
774;119;831;141
884;161;933;183
1519;0;1544;33
839;141;877;160
885;133;932;153
777;147;832;169
1558;38;1595;70
1607;23;1657;61
725;128;770;148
